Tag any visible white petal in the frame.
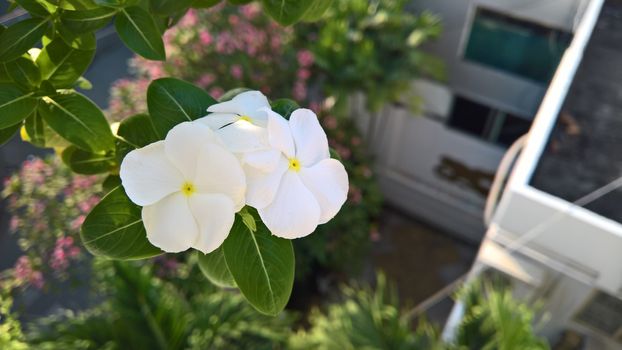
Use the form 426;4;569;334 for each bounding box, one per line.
243;149;281;172
299;159;349;224
216;121;269;153
120;141;184;206
188;194;235;254
207;90;270;115
267;110;295;158
164;122;217;179
289;109;330;166
194;143;246;210
142;193;198;253
258;172;321;239
245;157;288;209
196;113;239;130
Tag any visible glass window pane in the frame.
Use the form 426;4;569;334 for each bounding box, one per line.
464;7;572;84
496;113;532;147
447;96;492;137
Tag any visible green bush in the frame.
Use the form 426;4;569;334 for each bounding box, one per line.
26;258;292;350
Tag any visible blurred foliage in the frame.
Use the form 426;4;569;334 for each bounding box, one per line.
26;257;292;349
455;280;549;350
0;284;28;350
2;156;104;290
296;0;444;111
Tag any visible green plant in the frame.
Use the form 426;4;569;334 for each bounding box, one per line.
26;258;293;349
454;281;549;350
295;0;444;111
0;285;28;350
289;272;444;349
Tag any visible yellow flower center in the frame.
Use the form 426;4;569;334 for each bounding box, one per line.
238;115;252;123
181;181;196;197
288;157;301;172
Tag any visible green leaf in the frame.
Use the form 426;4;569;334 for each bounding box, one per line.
116;113;159;148
102;174;121;193
94;0;139;7
60;7;117;32
222;212;295;316
147;78;216;137
58;0;100;10
36;37;96;87
38;92;115;152
75;76;93;90
197;248;236;288
23;109;73;149
56;25;98;50
0;63;11;83
0;123;21;146
302;0;332;22
150;0;193;15
6;56;41;89
15;0;50;17
261;0;313;25
0;18;49;62
0;83;37;128
227;0;253;4
115;6;166;60
61;145;117;174
271;98;299;120
191;0;220;8
81;186;163;260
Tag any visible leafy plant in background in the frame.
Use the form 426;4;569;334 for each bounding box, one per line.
296;0;444;111
454;280;549;350
105;6;382;282
0;0;345;316
2;156;103;290
26;258;293;350
0;285;28;350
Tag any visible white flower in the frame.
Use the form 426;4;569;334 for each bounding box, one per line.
119;122;246;254
196;90;271;153
247;108;349;239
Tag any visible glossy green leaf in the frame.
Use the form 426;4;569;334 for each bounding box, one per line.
23;109;73;149
15;0;50;17
261;0;313;25
147;78;216;137
37;37;95;88
61;7;117;32
115;6;166;60
0;18;49;62
81;186;163;260
191;0;220;8
0;83;37;128
58;0;100;10
6;56;41;89
94;0;139;7
0;123;21;146
150;0;193;15
56;25;98;50
102;174;121;193
271;98;299;120
38;92;115;152
116;113;159;148
227;0;252;4
197;248;236;288
222;212;295;316
302;0;332;21
0;63;11;83
61;145;117;174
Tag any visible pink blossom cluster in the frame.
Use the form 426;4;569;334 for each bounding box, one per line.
49;236;81;272
14;256;44;289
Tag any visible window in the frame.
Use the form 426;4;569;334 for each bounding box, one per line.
464;7;572;84
447;96;531;147
574;290;622;342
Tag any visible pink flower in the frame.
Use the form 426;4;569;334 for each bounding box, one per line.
196;73;215;88
297;68;311;80
351;136;362;146
240;4;260;20
180;9;198;27
209;87;224;99
14;256;45;289
9;216;19;232
297;50;314;67
293;81;307;101
230;64;243;79
199;31;212;45
228;15;240;26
